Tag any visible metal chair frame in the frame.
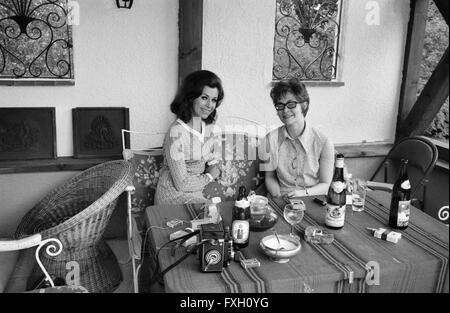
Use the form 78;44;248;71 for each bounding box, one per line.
369;136;438;211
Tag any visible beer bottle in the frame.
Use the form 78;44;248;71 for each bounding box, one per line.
325;154;347;229
389;159;411;230
231;186;251;249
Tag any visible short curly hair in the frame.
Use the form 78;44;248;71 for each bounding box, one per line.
270;78;310;116
170;70;224;124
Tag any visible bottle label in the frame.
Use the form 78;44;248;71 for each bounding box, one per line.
397;200;411;227
235;199;250;209
400;180;411;190
331;181;346;194
325;204;346;228
231;220;249;244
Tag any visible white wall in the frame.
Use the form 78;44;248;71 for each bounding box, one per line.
0;0;179;236
0;171;78;237
0;0;179;155
0;0;411;236
202;0;410;145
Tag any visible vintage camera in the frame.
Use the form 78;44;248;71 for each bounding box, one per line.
198;223;233;272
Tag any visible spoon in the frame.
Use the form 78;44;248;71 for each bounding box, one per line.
272;228;285;251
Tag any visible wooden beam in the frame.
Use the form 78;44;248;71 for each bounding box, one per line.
0;157;120;174
433;0;449;25
396;0;429;133
335;141;393;158
178;0;203;84
397;47;449;139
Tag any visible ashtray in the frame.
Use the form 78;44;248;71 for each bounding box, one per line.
249;196;278;232
260;234;301;263
304;226;334;244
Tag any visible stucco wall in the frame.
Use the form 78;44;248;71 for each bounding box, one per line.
0;0;179;237
0;171;78;237
0;0;412;236
0;0;179;156
202;0;410;144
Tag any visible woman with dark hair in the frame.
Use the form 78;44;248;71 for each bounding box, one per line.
155;70;224;204
261;78;334;198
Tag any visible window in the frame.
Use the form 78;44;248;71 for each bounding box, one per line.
272;0;343;81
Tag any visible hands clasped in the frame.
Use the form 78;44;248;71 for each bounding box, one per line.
205;164;221;181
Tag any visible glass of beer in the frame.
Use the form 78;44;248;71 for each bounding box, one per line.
352;178;367;212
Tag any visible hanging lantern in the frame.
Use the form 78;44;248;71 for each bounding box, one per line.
116;0;134;9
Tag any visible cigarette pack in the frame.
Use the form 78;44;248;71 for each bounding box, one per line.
166;219;183;228
368;228;402;243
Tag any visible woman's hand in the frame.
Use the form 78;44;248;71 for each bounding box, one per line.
205;164;221;180
287;189;307;198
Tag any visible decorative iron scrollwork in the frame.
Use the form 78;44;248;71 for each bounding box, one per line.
273;0;342;81
35;237;63;288
0;0;73;79
438;206;449;222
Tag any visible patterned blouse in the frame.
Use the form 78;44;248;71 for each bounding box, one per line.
155;119;215;205
260;123;334;195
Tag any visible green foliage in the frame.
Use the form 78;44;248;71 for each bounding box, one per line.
420;1;449;142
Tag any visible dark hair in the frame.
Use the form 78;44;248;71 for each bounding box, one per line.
270;78;310;116
170;70;224;124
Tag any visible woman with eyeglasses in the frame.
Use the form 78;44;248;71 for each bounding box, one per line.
261;78;334;198
155;70;224;205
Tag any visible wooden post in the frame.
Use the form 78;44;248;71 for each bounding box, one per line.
396;0;429;140
397;47;449;139
178;0;203;85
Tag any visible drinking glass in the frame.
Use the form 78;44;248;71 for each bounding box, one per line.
284;201;305;240
352;178;367;212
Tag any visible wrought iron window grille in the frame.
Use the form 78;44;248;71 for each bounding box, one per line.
0;0;74;80
273;0;343;81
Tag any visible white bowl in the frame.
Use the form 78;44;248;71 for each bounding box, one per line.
260;234;301;263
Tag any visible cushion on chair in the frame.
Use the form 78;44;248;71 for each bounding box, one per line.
0;249;19;293
203;133;264;201
129;149;164;212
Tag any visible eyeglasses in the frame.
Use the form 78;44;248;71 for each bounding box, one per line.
274;101;300;111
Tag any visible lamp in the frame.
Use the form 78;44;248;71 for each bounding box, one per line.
116;0;133;9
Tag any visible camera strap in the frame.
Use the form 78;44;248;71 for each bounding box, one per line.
149;229;200;286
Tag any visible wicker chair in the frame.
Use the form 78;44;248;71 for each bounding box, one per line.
14;160;133;293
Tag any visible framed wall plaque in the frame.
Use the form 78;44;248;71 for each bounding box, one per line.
0;107;57;161
72;107;129;158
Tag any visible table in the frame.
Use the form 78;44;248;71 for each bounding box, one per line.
144;191;449;293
